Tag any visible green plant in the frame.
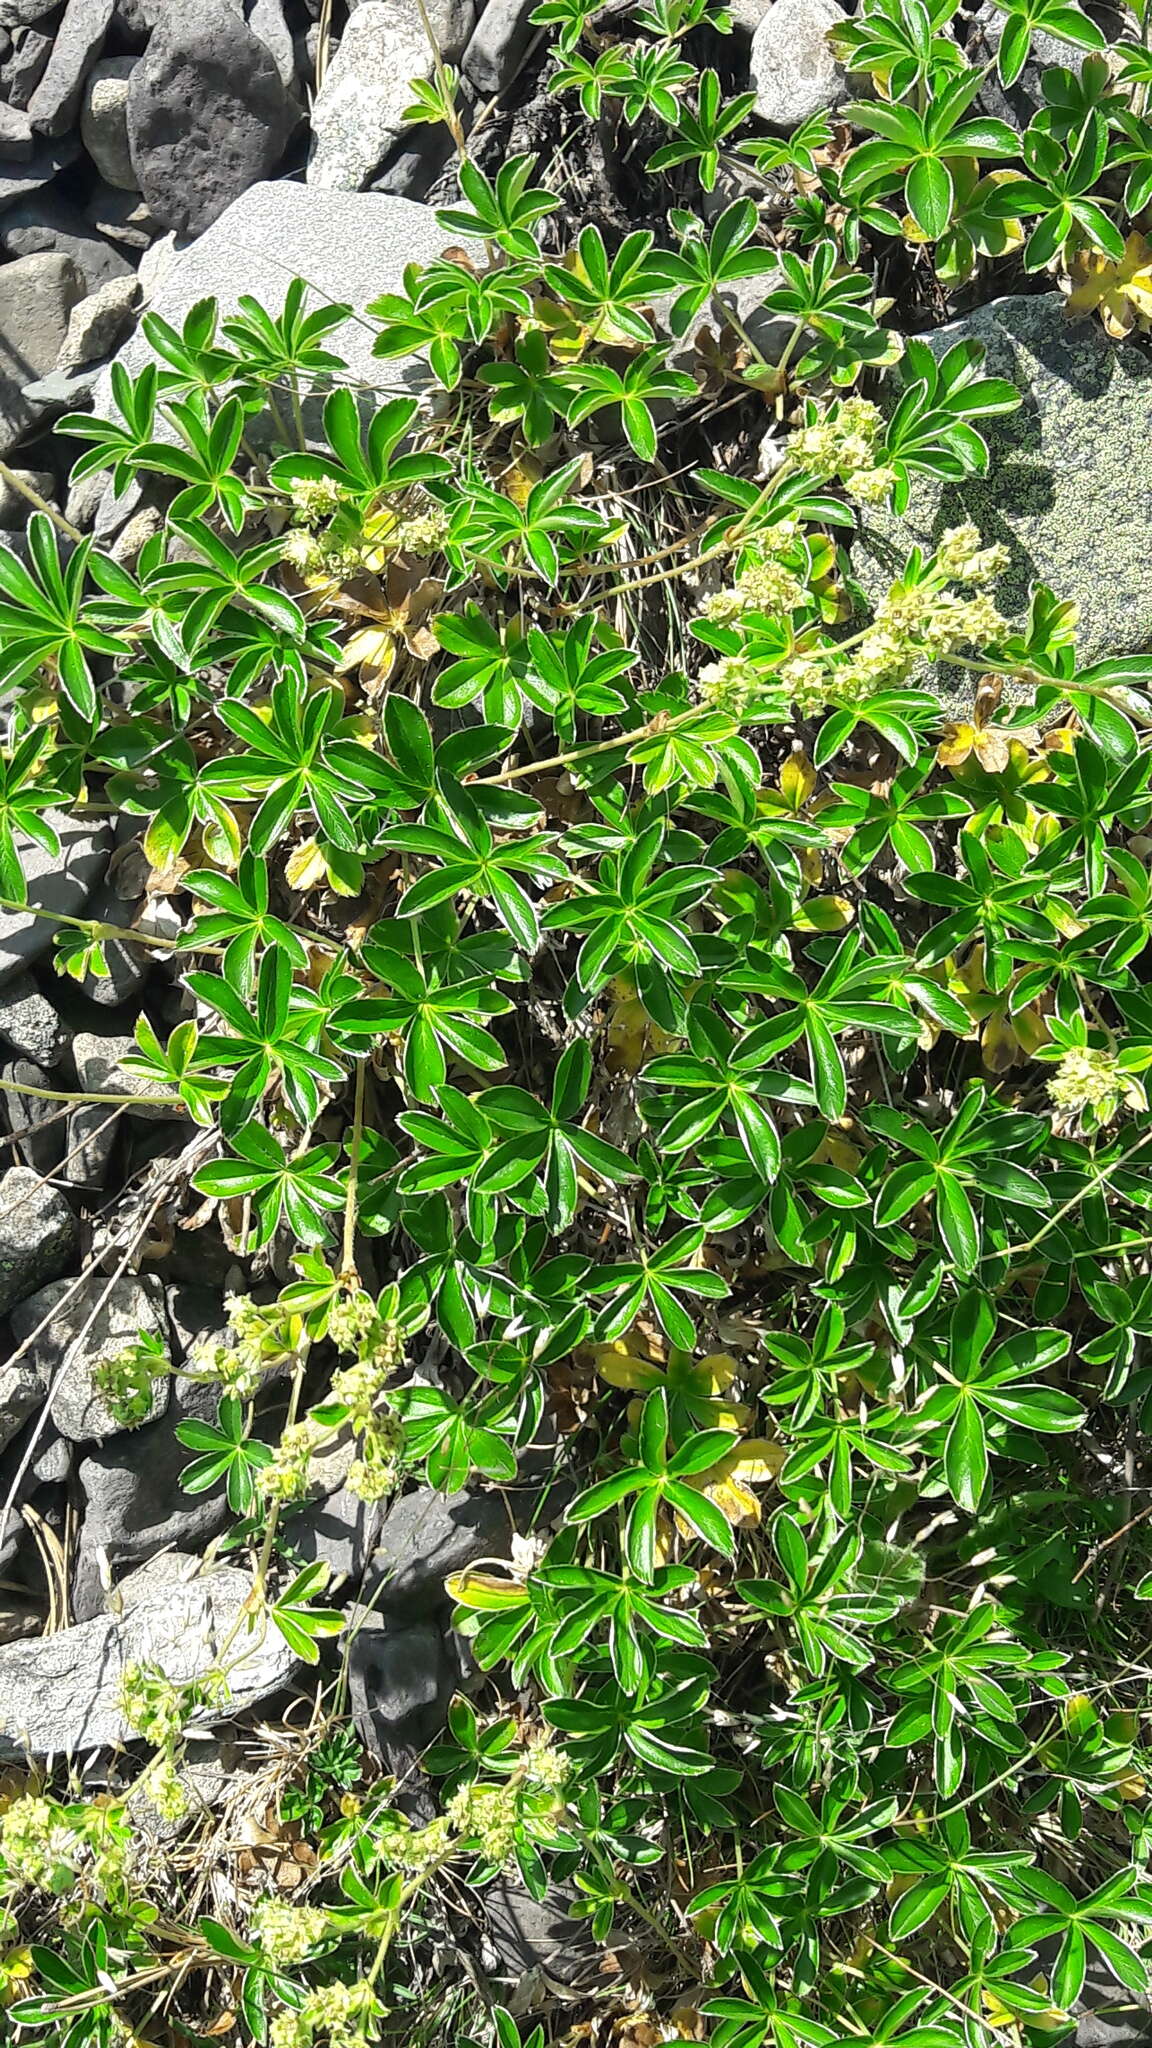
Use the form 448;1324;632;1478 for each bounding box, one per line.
6;9;1152;2046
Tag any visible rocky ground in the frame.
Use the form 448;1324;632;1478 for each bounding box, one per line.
1;0;1151;2029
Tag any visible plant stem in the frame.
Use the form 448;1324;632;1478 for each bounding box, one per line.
0;458;83;541
340;1056;368;1281
470;707;700;787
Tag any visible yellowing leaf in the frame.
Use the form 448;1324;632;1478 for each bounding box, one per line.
675;1437;785;1535
444;1570;525;1610
593;1344;665;1393
1065;231;1152;339
794;893;854;932
779;749;817;811
337;624;399;686
604;992;681;1074
284;837;328;893
938;721;976;769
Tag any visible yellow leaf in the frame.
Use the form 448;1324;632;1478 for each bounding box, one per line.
794;894;854;932
1065;231;1152;339
285;837;328;893
593;1346;664;1393
981;1003;1025;1074
444;1569;525;1610
337;624;398;684
779;749;817;810
676;1437;785;1534
937;721;975;769
696;1352;738;1395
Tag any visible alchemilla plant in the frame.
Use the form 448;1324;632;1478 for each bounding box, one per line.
4;0;1152;2042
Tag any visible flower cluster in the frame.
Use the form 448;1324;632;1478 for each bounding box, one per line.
91;1334;169;1430
258;1419;323;1506
933;522;1011;586
250;1898;331;1966
326;1298;405;1500
700;520;808;625
521;1730;572;1796
288;476;347;526
790;396;894;504
0;1796;83;1895
1048;1046;1126;1122
120;1660;228;1749
699;654;786;720
374;1810;454;1874
445;1781;520;1866
190;1290;304;1398
792;558;1009;714
392;502;451;556
138;1754;189;1825
269;1979;382;2048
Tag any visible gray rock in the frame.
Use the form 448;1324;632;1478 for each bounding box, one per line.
27;0;115;136
366;1485;510;1616
108;503;161;564
0;101;33;157
31;1426;70;1483
83;179;160;246
727;0;772;27
0;251;85;453
0;154;82;236
347;1614;453;1760
0;1558;297;1758
461;0;535;93
369;134;452;201
134;225;183;299
0;1357;42;1454
967;3;1126;131
0;808;112;986
853;293;1152;698
1;25;52;107
18;1272;170;1442
1;190;136;290
74;1375;231;1613
0;0;57;25
164;1282;227;1363
0;1170;78;1315
126;0;293;234
289;1484;385;1587
0;466;55;527
309;0;474;190
93;181;465;410
749;0;849;126
21;364;101;411
65;465;107;530
110;0;149;41
0;974;65;1065
3;1059;66;1176
80;54;138;189
348;0;472;31
483;1877;601;1984
248;0;295;91
64;1102;119;1188
72;1029;184;1117
57;272;140;371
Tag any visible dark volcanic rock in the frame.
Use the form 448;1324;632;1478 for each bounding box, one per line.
126;0;292;234
1;191;135;290
3;1059;67;1176
27;0;114;135
365;1485;510;1617
0;809;111;984
0;1172;78;1315
1;26;53;108
73;1377;231;1618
